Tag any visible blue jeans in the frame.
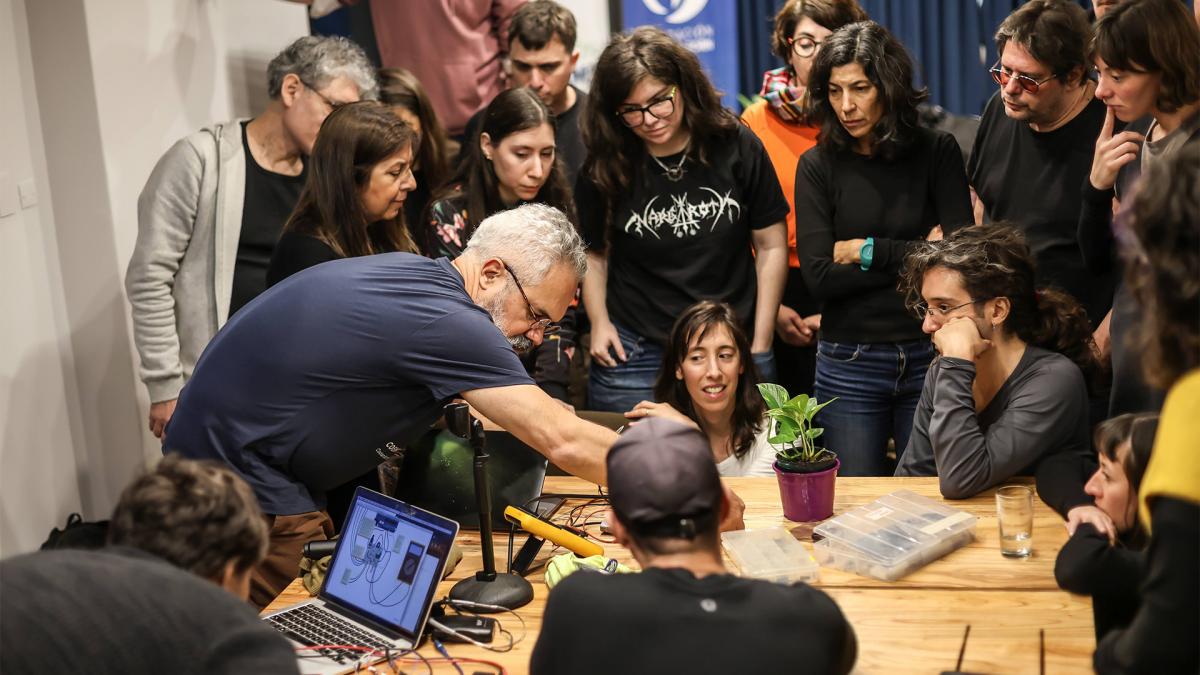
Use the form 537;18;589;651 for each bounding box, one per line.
588;322;777;413
813;339;935;477
588;323;665;413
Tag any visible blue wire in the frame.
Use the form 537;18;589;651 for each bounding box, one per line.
431;637;465;675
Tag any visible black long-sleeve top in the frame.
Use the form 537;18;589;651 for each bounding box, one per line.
1055;524;1144;640
1094;497;1200;674
794;127;972;344
1036;446;1097;517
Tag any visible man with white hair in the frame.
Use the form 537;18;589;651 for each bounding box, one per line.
163;204;640;606
127;35;377;440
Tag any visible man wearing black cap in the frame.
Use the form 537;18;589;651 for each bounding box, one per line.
530;418;857;675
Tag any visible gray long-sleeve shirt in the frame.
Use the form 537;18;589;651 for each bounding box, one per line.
895;345;1090;499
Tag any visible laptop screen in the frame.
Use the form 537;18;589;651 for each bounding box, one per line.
320;488;459;640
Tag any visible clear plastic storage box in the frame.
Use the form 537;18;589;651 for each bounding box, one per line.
722;527;820;585
812;489;976;581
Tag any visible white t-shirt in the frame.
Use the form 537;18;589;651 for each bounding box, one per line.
714;420;777;477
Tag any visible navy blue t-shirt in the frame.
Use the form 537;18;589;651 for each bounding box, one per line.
163;254;534;515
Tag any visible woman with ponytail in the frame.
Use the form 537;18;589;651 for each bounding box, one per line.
894;222;1096;498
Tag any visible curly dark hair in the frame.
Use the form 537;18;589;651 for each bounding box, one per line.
1120;146;1200;391
653;301;766;461
900;223;1100;389
579;26;739;240
108;457;269;580
770;0;868;63
284;101;419;257
432;88;576;237
1094;0;1200;115
806;21;927;160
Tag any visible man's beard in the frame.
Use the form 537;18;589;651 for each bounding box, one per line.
482;286;534;354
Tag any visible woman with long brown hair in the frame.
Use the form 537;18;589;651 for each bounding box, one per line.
578;26;789;413
267;101;419;286
377;67;457;231
423;87;575;260
624;301;773;476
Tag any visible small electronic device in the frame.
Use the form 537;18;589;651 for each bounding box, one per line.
429;615;496;644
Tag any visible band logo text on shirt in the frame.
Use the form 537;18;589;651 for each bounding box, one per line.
623;188;742;239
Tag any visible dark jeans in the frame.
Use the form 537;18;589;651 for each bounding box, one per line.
588;322;776;412
813;339;935;477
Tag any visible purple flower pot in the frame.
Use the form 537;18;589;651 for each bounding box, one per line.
774;459;839;522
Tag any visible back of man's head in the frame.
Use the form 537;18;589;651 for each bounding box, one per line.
107;457;269;586
606;419;724;557
509;0;578;52
464;203;587;284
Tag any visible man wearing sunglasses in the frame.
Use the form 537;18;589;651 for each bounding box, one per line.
161;203;747;606
967;0;1114;330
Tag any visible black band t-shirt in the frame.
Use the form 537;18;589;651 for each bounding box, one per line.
230;120;307;316
576;124;789;346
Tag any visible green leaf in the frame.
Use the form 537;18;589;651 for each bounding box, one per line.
786;393;810;414
757;383;789;410
805;427;824;439
809;397;839;419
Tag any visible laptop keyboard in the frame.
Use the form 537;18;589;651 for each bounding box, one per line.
265;603;395;665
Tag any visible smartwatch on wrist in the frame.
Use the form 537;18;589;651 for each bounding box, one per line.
859;237;875;271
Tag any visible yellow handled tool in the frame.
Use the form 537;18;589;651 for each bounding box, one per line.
503;505;604;558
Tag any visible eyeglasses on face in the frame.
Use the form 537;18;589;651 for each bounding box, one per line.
787;36;823;58
989;63;1057;94
300;78;346;111
616;86;677;128
915;298;993;320
499;259;560;335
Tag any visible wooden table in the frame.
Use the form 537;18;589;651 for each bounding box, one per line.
265;476;1094;674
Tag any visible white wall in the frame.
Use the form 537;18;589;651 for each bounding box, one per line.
0;0;309;557
0;0;87;558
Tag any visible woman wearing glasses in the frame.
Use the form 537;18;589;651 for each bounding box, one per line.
741;0;867;400
894;223;1096;499
577;26;789;413
795;21;973;476
267;102;421;287
423;88;579;402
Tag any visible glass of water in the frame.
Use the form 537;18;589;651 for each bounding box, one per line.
996;485;1034;558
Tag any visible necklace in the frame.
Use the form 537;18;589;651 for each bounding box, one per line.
650;148;689;182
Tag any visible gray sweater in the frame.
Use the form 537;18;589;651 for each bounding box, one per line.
895;345;1090;499
125;121;248;402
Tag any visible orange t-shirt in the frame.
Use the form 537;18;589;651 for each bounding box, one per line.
741;100;820;268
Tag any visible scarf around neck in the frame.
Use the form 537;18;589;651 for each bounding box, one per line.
759;66;809;124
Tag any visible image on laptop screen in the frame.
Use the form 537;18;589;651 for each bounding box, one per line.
320;488;457;639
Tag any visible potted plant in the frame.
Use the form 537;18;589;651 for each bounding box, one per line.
758;383;840;522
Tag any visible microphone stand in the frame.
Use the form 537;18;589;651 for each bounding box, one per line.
444;403;533;611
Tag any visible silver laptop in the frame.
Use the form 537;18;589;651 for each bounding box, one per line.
262;487;459;674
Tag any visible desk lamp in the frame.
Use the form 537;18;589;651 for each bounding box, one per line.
443;402;534;611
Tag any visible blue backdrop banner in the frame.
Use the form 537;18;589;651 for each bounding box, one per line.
622;0;741;111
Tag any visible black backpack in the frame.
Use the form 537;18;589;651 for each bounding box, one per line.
40;513;110;550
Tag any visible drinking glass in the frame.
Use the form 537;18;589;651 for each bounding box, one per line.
996;485;1033;558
